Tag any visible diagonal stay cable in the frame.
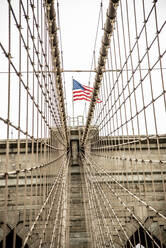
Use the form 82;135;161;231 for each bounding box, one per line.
85;152;166;221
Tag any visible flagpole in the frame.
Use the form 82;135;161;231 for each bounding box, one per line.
72;76;74;126
84;102;86;126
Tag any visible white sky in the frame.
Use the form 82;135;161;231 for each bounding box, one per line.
56;0;109;120
0;0;166;138
57;0;166;133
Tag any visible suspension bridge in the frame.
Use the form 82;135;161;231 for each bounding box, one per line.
0;0;166;247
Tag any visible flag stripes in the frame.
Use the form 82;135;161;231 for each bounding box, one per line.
72;79;102;103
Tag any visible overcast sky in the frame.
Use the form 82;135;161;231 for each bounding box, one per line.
0;0;165;138
56;0;109;121
57;0;166;133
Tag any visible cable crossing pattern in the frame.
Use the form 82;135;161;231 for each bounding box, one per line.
0;0;165;248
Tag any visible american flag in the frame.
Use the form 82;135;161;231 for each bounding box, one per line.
72;79;102;103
